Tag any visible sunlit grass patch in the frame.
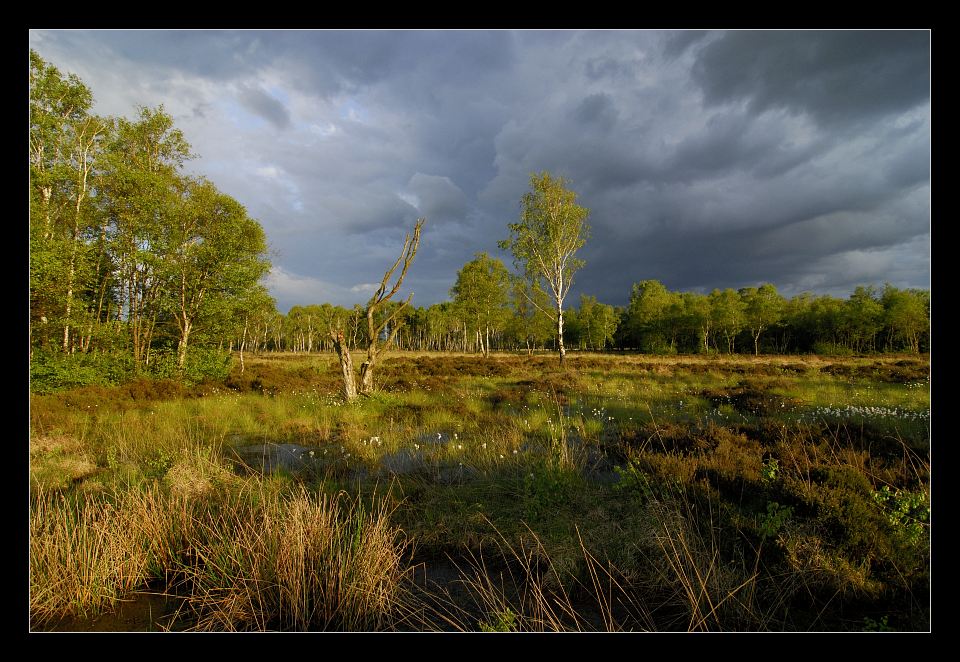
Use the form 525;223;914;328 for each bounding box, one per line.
30;352;931;631
178;486;411;631
30;434;100;492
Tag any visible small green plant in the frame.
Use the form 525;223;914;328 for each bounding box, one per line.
758;501;792;540
872;486;929;545
144;449;175;480
760;457;780;485
614;462;656;502
613;459;683;503
480;608;517;632
522;468;576;521
105;447;121;471
862;615;894;632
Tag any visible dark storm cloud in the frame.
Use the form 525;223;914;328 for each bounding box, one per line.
237;85;291;129
574;93;619;131
267;30;517;101
662;30;711;59
691;30;929;126
406;173;467;223
66;30;274;80
28;29;930;312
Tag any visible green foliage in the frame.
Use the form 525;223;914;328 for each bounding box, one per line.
30;350;135;393
862;615;894;632
872;486;929;545
613;463;657;502
144;448;176;480
479;608;517;632
522;467;580;521
450;252;512;353
740;284;785;355
613;461;682;503
709;288;746;354
760;457;780;485
29;51;273;372
812;342;854;357
625;280;680;352
147;348;233;384
182;347;234;383
571;294;619;350
30;347;231;393
758;501;792;540
499;171;590;358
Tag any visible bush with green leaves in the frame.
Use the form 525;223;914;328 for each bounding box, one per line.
872;486;929;545
30;347;232;393
30;349;136;393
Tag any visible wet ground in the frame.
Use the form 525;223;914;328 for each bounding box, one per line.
33;591;190;632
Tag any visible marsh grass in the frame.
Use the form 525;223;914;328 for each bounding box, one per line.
30;478;413;631
445;519;655;632
29;351;930;631
177;485;411;631
29;484;190;625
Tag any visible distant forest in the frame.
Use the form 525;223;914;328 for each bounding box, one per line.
29;51;929;390
253;280;929;357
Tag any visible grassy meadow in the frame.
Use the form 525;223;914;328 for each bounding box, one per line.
29;351;930;632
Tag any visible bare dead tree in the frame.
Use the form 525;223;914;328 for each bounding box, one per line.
330;328;357;400
330;218;424;400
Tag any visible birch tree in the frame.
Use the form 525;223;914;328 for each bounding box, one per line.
168;178;269;370
740;284;784;356
499;172;590;366
450;252;511;357
29;50;106;354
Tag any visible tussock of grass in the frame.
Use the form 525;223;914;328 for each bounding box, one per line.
30;486;182;625
179;486;410;631
30;481;413;631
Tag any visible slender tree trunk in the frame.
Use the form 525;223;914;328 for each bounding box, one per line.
239;315;248;374
177;318;192;370
557;302;566;366
62;218;80;353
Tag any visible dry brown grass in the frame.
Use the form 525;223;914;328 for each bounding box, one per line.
177;485;412;631
29;486;180;625
445;519;655;632
30;478;415;631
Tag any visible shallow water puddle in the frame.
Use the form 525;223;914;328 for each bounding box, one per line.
34;591;189;632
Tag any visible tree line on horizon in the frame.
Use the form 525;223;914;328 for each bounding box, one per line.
29;51;929;392
243;278;929;358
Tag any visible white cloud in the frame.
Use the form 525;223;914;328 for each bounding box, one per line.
349;283;379;294
263;267;334;311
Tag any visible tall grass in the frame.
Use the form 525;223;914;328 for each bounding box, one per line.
444;519;654;632
180;485;411;631
30;480;413;631
29;485;189;625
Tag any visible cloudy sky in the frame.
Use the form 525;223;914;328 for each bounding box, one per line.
29;29;930;313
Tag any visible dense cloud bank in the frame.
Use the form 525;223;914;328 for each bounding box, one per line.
29;29;930;312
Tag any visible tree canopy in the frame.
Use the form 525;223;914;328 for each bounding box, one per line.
29;50;271;376
450;252;512;357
